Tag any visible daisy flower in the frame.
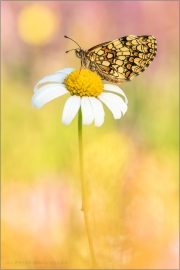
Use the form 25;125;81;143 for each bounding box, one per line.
31;68;128;127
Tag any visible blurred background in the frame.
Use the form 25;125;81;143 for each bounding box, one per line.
1;1;179;269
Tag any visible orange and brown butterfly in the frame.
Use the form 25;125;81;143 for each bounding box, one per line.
64;35;157;84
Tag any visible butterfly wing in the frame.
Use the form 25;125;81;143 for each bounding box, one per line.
86;35;157;83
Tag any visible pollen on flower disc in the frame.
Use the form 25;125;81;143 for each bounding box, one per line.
64;70;103;97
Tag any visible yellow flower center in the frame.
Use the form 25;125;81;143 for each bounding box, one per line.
64;70;103;97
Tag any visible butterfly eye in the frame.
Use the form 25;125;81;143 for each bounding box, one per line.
76;49;84;58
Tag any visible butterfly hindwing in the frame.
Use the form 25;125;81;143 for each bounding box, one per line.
86;35;157;83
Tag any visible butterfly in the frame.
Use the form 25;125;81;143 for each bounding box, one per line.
65;35;157;84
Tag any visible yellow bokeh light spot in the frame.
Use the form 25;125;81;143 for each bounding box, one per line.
17;4;59;46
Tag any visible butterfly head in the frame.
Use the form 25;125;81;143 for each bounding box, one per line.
64;35;84;59
75;48;85;59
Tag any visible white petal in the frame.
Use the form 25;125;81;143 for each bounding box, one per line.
32;84;68;109
34;73;67;92
98;93;123;119
110;92;127;115
55;68;75;75
104;84;128;104
89;97;105;127
62;96;81;125
101;92;127;115
81;97;94;125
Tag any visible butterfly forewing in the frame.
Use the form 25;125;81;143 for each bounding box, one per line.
85;35;157;83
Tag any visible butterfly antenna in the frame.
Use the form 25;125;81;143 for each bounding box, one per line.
64;35;81;49
64;35;83;80
65;48;78;53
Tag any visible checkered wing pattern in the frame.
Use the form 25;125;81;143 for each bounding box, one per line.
86;35;157;83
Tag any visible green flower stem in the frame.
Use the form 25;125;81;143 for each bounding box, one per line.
78;108;97;268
